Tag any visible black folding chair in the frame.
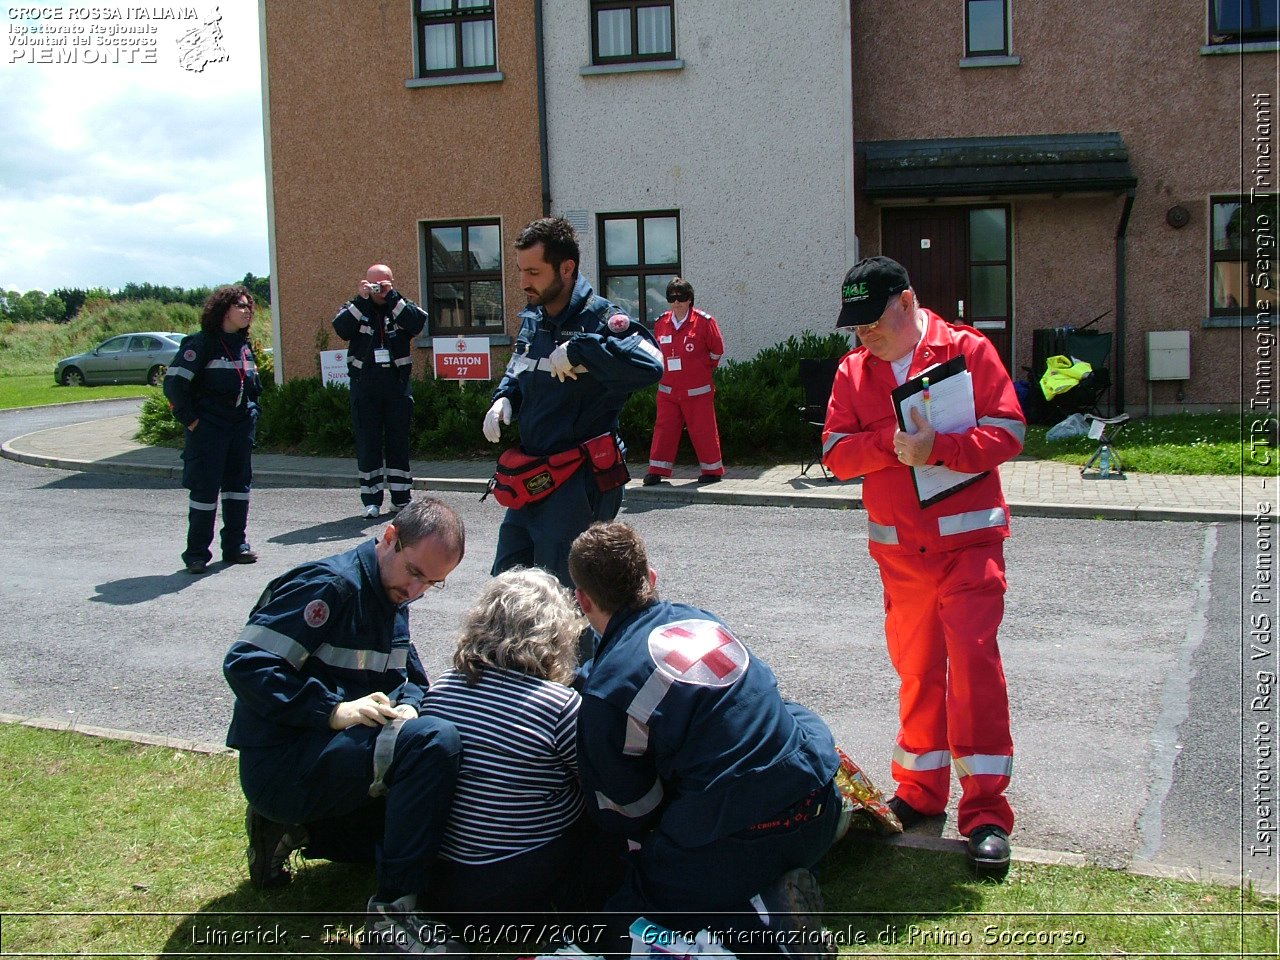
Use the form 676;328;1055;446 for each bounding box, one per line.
798;358;840;480
1081;413;1130;478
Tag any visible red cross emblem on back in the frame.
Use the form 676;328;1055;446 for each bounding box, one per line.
648;618;749;687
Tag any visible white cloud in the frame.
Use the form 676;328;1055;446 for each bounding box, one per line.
0;2;268;293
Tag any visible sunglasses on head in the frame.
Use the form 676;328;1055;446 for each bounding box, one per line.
667;294;690;303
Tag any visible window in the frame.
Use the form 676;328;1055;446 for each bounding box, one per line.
97;336;129;354
598;211;680;326
1210;195;1279;316
423;220;504;335
591;1;674;64
1209;0;1279;43
968;207;1010;320
965;0;1009;57
129;336;163;352
416;0;496;77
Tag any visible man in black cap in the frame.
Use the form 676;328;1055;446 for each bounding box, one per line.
821;255;1025;878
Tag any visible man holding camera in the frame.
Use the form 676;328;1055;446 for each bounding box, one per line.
333;264;428;519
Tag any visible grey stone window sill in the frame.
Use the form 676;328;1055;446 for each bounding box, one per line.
1200;40;1280;55
406;71;503;89
959;54;1022;68
417;334;513;347
580;59;684;76
1202;315;1277;329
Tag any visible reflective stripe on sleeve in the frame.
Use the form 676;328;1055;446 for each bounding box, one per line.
709;352;723;361
205;359;251;370
623;715;650;756
349;357;364;369
822;432;850;454
867;521;899;545
347;304;365;323
687;384;712;397
368;716;406;798
394;356;413;367
978;416;1026;443
167;366;194;381
954;753;1014;778
391;299;407;319
313;643;408;673
595;777;664;819
358;325;374;337
893;745;951;771
937;507;1007;537
239;623;310;670
628;668;674;726
657;384;673;394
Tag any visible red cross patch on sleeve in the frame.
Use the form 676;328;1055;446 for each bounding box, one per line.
647;619;749;687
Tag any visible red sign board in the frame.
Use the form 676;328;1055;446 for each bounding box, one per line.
432;337;492;381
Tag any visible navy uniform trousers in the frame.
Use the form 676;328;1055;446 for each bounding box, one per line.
351;368;415;510
238;715;459;902
181;416;253;567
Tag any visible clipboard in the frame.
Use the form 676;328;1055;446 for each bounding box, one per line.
890;355;990;508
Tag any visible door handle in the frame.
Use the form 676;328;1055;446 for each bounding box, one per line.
957;299;965;319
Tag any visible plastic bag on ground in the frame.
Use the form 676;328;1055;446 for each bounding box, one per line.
1045;413;1089;441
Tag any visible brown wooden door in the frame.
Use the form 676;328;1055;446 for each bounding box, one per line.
881;206;1013;373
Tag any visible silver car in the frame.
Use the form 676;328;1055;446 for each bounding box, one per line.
55;331;186;387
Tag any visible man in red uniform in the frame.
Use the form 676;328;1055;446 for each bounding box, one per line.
644;277;726;485
821;256;1024;878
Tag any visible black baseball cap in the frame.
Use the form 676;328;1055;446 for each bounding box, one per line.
837;256;910;328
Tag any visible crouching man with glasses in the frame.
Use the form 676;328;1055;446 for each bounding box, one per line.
223;497;468;954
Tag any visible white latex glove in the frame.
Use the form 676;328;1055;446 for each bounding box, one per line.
483;397;511;443
548;344;578;382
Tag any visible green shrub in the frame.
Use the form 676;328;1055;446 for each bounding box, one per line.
134;391;184;446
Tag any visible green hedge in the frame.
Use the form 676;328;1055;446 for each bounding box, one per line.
136;330;852;464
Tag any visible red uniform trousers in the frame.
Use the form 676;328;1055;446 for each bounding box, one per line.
875;540;1014;836
648;387;724;477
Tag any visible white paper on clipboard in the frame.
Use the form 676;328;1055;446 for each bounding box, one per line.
892;357;988;508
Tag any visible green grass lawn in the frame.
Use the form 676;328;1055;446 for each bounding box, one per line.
1024;412;1275;477
0;373;160;410
1;724;1274;957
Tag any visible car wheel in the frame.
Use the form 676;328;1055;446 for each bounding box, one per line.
147;364;166;387
61;367;85;387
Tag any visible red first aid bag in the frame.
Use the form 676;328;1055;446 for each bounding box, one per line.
487;446;585;509
581;432;630;493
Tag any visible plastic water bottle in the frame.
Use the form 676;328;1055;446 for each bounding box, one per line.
1098;446;1112;478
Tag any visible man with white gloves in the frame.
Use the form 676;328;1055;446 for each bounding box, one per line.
482;217;663;587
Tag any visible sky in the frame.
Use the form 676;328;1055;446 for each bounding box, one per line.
0;3;268;294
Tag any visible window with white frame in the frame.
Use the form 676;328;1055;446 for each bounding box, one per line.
423;220;504;335
598;212;680;326
416;0;496;77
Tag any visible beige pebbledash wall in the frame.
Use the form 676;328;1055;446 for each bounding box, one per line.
852;0;1277;413
262;0;543;381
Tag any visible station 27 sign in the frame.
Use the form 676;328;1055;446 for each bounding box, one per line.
432;337;492;381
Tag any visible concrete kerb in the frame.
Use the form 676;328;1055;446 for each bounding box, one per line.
2;712;1249;889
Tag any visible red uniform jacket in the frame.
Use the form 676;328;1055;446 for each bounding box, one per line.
822;310;1025;556
654;308;724;397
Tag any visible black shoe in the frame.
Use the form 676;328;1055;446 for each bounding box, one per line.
245;805;305;889
966;824;1011;879
184;560;208;575
886;794;929;829
697;473;722;484
642;473;666;486
758;868;835;960
223;548;258;565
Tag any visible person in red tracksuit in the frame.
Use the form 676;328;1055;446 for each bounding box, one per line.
644;278;726;486
821;256;1025;879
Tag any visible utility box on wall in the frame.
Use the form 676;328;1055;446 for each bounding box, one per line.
1147;331;1191;381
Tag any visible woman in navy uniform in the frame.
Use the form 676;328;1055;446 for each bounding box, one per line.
164;284;263;574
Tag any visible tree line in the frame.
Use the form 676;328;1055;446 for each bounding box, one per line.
0;274;271;324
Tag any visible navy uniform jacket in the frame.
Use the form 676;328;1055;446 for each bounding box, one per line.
492;275;663;457
224;540;430;750
332;290;428;382
577;600;839;848
164;330;261;428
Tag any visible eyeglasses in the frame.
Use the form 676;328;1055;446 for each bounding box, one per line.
853;318;881;334
393;538;446;590
667;294;690;303
233;300;254;310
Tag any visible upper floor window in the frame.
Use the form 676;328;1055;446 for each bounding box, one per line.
423;220;504;335
1209;0;1279;43
598;211;680;326
416;0;496;77
965;0;1010;57
1210;195;1278;316
591;1;674;65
